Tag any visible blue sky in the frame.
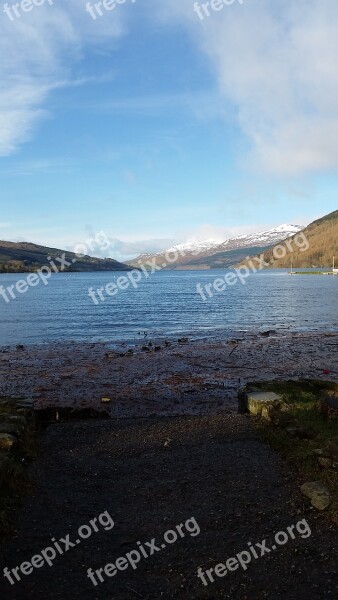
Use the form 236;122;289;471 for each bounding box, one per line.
1;0;338;260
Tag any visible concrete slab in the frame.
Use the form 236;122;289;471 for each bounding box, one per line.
245;391;282;416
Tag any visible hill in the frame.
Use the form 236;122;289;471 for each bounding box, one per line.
243;210;338;268
0;241;130;273
128;225;303;270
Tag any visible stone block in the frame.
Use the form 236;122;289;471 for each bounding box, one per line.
301;481;331;511
244;391;282;416
0;434;16;450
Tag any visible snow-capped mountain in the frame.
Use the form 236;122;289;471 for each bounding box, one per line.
166;238;222;255
219;224;303;251
129;224;304;269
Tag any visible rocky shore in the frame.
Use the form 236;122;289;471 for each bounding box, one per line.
0;332;338;417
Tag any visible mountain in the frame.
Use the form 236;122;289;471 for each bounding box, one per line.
128;224;303;270
220;224;302;250
243;210;338;268
0;241;131;273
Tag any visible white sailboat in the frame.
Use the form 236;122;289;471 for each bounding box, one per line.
333;256;338;275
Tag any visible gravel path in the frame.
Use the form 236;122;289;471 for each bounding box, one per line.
0;415;337;599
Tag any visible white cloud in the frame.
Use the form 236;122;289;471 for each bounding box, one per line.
0;1;127;156
0;81;51;156
153;0;338;175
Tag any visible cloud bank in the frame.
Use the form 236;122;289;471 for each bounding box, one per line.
154;0;338;175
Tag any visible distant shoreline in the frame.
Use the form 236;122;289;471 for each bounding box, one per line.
1;266;337;274
289;271;338;276
0;267;134;275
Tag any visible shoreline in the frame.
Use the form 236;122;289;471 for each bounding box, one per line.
2;325;338;350
1;331;337;417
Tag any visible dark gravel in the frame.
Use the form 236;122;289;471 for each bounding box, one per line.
0;414;337;599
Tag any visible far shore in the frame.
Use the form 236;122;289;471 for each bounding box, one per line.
289;270;338;275
1;265;338;274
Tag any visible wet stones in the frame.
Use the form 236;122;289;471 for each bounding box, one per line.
313;441;338;471
260;330;277;337
0;398;35;447
325;440;338;460
301;481;331;511
0;422;25;436
286;426;316;440
320;395;338;421
318;457;333;469
0;415;27;430
101;397;112;404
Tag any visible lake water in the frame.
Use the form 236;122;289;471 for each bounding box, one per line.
0;270;337;346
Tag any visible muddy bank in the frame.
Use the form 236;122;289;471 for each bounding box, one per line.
0;332;337;417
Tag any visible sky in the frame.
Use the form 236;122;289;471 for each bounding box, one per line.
1;0;338;261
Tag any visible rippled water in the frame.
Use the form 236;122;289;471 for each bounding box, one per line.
0;270;337;345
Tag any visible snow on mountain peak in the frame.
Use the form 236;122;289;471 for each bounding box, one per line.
268;224;302;233
169;225;303;254
226;224;303;247
166;238;221;254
